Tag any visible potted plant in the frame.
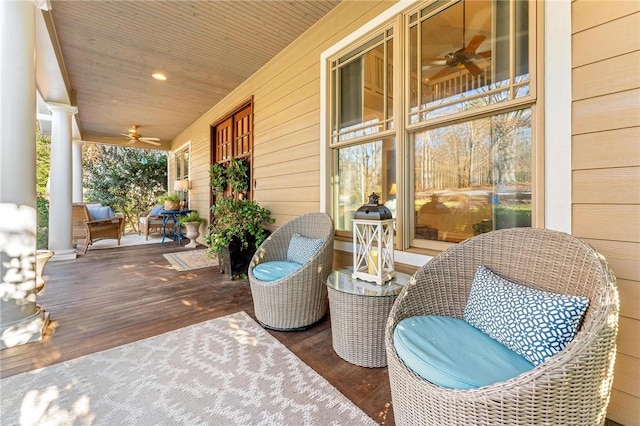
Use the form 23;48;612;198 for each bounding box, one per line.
158;193;181;211
209;162;227;196
178;211;207;249
205;158;274;278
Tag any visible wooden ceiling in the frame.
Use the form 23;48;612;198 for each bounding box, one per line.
49;0;341;149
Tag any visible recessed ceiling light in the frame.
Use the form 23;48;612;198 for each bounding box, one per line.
152;72;167;81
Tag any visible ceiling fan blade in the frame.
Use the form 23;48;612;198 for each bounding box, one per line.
140;137;160;142
140;140;161;146
427;66;455;81
464;35;486;54
423;57;448;63
464;61;483;77
477;50;492;59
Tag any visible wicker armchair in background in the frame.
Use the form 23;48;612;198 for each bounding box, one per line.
72;203;124;253
249;212;334;331
385;228;619;426
138;207;173;240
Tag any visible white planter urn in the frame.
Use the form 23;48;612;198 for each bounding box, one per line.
35;250;54;293
183;222;201;248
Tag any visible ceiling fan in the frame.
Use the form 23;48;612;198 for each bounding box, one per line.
423;1;491;81
120;125;161;146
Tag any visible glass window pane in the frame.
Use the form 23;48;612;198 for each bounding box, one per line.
335;138;396;231
420;1;494;111
515;0;530;79
176;152;182;179
409;24;418;111
413;108;531;243
387;39;394;123
183;149;189;178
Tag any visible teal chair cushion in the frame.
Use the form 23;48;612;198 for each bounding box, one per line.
393;315;534;389
253;261;302;282
87;205;115;220
150;205;164;215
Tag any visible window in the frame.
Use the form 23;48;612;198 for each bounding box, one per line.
327;0;537;250
175;146;189;181
329;27;396;235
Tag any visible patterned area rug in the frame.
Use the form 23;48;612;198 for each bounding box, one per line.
1;312;375;425
163;249;219;271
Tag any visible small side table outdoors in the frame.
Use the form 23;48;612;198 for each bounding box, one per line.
326;267;411;368
161;209;192;245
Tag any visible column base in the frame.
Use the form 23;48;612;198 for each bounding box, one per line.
50;248;77;261
0;305;50;350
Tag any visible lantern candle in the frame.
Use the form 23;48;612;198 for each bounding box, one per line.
368;249;378;275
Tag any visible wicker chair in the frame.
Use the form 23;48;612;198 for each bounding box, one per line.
72;203;124;253
138;207;173;240
385;228;619;426
248;212;334;331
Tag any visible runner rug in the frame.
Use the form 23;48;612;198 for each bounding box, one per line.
1;311;376;425
163;249;219;271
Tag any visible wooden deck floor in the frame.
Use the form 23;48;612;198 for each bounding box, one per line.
1;242;394;425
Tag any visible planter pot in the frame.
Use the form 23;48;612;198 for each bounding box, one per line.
220;234;258;280
164;200;180;211
35;250;54;293
183;222;201;249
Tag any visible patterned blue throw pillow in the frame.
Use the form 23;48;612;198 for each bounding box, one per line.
463;265;589;366
287;233;325;265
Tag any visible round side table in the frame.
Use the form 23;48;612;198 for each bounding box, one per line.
326;267;411;368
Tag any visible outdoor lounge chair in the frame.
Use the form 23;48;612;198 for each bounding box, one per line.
72;203;124;253
385;228;619;425
248;212;334;330
138;205;173;240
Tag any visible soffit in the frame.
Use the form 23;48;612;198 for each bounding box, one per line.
46;0;340;150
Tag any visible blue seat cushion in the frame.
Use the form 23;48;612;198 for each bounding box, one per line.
150;205;164;215
393;315;534;389
87;205;115;220
252;261;302;282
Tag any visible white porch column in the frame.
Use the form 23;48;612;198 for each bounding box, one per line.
0;0;49;349
72;140;83;202
47;103;77;261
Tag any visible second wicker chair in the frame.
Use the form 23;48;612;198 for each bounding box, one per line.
248;212;334;331
385;228;619;425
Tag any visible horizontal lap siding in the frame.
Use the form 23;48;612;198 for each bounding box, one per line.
171;1;395;230
572;1;640;424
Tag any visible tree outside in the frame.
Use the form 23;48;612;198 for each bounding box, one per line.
83;144;168;232
36;131;51;249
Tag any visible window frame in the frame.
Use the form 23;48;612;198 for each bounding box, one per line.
322;0;543;257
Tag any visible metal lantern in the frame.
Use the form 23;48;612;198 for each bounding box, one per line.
352;193;395;285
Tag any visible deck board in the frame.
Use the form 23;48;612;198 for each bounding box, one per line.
0;242;395;425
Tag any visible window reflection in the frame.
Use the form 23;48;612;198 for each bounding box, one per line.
414;109;531;243
335;138;396;231
409;0;530;123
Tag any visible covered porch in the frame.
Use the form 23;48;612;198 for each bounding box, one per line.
0;243;395;424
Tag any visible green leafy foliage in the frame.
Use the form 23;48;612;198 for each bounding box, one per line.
36;131;51;249
226;157;249;195
83;144;168;231
178;211;206;224
209;162;227;196
158;193;180;202
206;156;272;256
205;197;274;254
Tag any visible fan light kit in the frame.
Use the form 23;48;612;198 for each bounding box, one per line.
121;125;161;146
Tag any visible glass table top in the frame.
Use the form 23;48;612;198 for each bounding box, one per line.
326;267;411;297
